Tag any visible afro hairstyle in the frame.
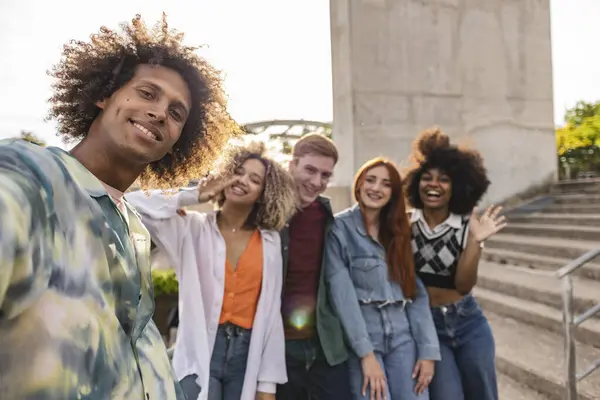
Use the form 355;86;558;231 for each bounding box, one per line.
47;13;240;189
404;127;490;215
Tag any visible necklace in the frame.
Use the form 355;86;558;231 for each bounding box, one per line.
217;212;243;233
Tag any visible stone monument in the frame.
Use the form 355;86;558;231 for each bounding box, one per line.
328;0;557;209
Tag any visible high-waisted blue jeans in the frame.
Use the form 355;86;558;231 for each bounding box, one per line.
208;323;252;400
429;294;498;400
347;302;429;400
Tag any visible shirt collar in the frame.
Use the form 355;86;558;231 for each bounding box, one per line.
350;204;369;237
410;208;463;229
47;146;112;198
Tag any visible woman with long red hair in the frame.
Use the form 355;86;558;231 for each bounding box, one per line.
324;157;440;400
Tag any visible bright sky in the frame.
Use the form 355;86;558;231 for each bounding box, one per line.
0;0;598;148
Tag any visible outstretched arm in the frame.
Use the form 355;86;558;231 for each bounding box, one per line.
126;175;238;271
125;188;198;273
0;144;51;320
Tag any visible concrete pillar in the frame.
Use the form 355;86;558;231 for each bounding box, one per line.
329;0;557;205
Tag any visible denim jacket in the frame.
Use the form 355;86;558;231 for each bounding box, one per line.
324;205;440;361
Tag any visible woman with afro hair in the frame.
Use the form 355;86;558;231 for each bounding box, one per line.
404;127;508;400
127;141;298;400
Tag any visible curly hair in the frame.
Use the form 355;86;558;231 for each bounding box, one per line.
211;141;298;231
353;158;416;299
404;127;490;215
47;13;239;188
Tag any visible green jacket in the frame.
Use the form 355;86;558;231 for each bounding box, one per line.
280;195;348;366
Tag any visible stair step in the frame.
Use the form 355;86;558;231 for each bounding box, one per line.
487;234;598;260
478;262;598;316
488;311;600;400
542;204;600;214
498;372;547;400
482;248;600;281
554;194;600;205
509;213;600;227
552;180;600;194
474;287;600;348
502;223;600;241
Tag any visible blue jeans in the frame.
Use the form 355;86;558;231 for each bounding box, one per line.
347;303;428;400
208;323;251;400
276;336;351;400
429;294;498;400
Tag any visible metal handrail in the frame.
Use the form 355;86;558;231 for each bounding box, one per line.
557;245;600;399
557;247;600;278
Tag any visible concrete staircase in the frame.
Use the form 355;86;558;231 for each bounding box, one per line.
476;179;600;399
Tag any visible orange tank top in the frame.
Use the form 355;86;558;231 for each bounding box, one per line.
219;230;263;329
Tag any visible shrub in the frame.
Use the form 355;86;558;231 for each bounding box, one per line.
152;269;179;297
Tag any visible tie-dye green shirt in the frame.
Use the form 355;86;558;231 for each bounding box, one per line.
0;139;184;400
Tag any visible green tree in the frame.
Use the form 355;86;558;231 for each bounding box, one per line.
556;101;600;179
19;130;47;147
564;101;600;127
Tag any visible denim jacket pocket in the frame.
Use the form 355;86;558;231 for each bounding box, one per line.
349;256;384;301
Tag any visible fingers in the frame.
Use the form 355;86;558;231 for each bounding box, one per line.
197;174;239;203
363;375;387;400
414;374;432;395
370;377;376;400
494;215;508;230
479;205;492;220
412;362;421;379
476;204;505;224
202;175;238;194
490;207;507;231
369;376;386;400
413;361;434;395
198;174;215;188
489;205;503;219
176;208;187;216
378;377;386;400
361;354;387;400
494;222;508;232
219;176;239;191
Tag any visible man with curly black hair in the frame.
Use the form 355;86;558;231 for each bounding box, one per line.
404;127;507;400
0;14;236;400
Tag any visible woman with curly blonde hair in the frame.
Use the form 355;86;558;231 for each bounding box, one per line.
127;141;298;400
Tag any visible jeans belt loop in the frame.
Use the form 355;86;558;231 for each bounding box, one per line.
377;300;392;309
400;300;408;311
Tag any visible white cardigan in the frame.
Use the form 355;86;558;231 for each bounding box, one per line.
126;189;287;400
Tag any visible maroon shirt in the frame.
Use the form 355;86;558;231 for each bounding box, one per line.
282;201;327;339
